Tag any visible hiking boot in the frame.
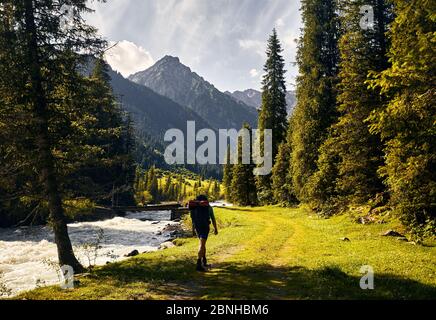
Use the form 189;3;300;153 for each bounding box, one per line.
196;259;206;272
202;257;209;268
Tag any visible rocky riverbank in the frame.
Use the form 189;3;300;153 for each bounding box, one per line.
0;210;179;297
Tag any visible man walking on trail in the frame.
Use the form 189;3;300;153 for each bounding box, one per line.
188;195;218;272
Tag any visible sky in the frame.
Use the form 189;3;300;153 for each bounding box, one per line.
85;0;302;92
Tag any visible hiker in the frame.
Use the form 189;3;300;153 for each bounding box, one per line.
188;195;218;272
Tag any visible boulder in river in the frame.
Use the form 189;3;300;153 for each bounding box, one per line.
163;224;180;232
125;249;139;257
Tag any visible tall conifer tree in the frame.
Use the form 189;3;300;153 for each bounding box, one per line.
231;124;258;206
0;0;107;271
222;144;234;202
306;0;393;213
256;29;288;204
272;126;297;206
291;0;340;202
369;0;435;233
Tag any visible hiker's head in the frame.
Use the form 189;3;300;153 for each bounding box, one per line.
196;195;208;202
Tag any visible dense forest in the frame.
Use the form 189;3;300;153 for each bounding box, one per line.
134;167;221;204
224;0;435;239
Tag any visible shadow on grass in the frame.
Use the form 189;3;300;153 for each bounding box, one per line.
93;256;436;300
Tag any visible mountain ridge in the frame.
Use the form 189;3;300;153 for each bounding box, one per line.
128;55;258;130
225;89;296;114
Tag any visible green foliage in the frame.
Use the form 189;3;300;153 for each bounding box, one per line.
0;0;115;270
0;2;135;229
256;29;289;204
306;0;393;214
368;0;436;234
272;140;297;206
63;199;96;220
222;144;233;202
290;0;340;202
134;168;222;204
306;134;341;215
231;124;258;206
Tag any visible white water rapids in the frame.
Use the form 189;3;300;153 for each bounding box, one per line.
0;210;178;297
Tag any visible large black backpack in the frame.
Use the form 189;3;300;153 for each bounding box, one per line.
189;200;210;230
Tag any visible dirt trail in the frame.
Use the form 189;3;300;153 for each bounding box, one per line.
183;210;299;299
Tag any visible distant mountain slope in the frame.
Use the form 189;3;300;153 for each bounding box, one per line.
128;56;258;129
225;89;296;114
109;68;223;177
109;68;213;137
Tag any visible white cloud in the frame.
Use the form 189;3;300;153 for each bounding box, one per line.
238;39;266;58
85;0;302;91
275;18;285;27
104;40;154;77
249;69;259;78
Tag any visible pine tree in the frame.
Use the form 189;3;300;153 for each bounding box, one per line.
306;0;393;213
231;124;258;206
291;0;340;202
117;114;136;205
206;180;212;197
80;58;136;207
256;29;288;204
177;180;183;201
369;0;435;234
147;166;159;203
193;181;199;197
272;125;298;206
222;144;234;201
0;0;107;272
213;180;221;200
182;184;187;200
163;175;172;198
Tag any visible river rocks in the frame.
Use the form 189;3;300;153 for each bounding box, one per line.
125;249;139;257
159;241;175;250
163;224;180;232
357;216;376;224
382;230;404;237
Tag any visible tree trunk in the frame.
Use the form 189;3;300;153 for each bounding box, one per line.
23;0;84;273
